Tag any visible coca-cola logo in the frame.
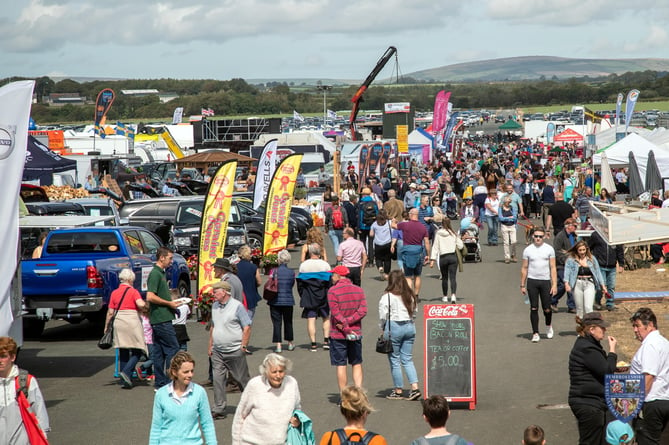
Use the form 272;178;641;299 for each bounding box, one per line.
427;304;469;317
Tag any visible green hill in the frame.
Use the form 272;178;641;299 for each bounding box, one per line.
405;56;669;82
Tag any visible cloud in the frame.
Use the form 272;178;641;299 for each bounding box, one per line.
0;0;464;53
485;0;668;26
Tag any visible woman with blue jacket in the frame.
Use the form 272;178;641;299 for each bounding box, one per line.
564;241;607;319
269;249;296;353
498;195;518;264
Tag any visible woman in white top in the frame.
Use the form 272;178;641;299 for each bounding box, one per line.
430;217;464;303
370;211;393;280
472;178;488;225
378;270;421;401
484;189;500;246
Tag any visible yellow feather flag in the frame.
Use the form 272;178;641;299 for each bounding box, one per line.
198;160;237;295
263;153;303;255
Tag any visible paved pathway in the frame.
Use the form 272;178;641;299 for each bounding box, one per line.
20;230;585;444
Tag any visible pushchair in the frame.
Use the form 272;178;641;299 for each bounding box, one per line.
459;217;482;263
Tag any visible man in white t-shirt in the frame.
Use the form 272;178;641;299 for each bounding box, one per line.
520;227;557;343
629;307;669;444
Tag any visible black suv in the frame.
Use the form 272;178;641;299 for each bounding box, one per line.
119;197;248;257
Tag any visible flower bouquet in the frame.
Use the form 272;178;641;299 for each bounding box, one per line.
195;292;214;323
260;253;279;275
250;248;263;267
186;254;198;280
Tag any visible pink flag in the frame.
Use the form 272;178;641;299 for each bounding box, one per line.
431;91;450;134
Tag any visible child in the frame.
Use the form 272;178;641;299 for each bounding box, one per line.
410;395;471;445
606;421;634;445
522;425;545;445
137;311;154;379
172;302;191;351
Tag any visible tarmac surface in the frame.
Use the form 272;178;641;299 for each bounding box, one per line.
19;227;588;444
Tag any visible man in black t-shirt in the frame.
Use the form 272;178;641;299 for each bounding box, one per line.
546;192;576;236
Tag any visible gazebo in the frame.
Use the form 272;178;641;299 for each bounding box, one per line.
553;128;583;143
174;150;256;170
498;119;523;130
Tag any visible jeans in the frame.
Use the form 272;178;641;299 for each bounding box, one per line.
500;224;517;260
573;278;596;319
328;229;343;254
596;267;617;309
552;268;575;310
385;320;418;388
438;253;458;296
119;348;143;379
395;239;404;270
486;215;499;244
151;322;180;389
211;348;250;414
527;278;552;334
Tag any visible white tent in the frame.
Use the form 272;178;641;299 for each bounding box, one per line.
593;133;669;191
592;126;648;150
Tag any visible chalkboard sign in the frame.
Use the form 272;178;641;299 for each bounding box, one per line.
423;304;477;409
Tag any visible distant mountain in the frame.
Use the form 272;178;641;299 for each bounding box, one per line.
404;56;669;82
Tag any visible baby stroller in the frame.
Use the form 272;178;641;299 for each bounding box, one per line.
459;217;482;263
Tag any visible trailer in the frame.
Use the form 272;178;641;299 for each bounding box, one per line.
589;201;669;247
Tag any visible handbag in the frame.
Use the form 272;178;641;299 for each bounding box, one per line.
15;374;49;445
263;268;279;302
98;287;130;350
376;293;393;354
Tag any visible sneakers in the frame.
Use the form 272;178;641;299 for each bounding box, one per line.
211;411;227;420
505;258;510;264
386;390;404;400
310;342;318;352
450;294;456;303
546;326;554;339
135;365;145;381
274;346;282;353
406;389;422;401
287;344;295;351
531;333;540;343
550;304;559;313
323;338;330;350
441;296;449;303
378;266;384;278
511;256;518;263
567;308;576;314
119;371;133;388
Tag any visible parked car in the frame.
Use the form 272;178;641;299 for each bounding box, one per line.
67;198;123;226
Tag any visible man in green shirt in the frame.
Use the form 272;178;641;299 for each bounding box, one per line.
147;246;181;389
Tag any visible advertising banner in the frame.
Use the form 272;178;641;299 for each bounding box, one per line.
198;160;237;295
384;102;411;114
94;88;115;138
253;139;278;209
263;154;303;255
431;91;450;134
624;89;640;133
0;81;35;336
397;125;409;153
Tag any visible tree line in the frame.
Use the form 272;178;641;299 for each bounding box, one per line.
2;69;668;124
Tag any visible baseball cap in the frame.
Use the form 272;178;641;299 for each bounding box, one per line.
328;265;350;276
606;420;634;444
211;281;232;291
583;312;610;328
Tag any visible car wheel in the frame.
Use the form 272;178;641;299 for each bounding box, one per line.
177;278;191;299
248;234;263;251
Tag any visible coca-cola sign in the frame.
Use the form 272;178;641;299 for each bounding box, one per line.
427;304;470;318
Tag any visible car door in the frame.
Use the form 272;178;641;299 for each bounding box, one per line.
122;229;154;294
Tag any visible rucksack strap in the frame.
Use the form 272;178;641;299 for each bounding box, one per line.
15;369;32;400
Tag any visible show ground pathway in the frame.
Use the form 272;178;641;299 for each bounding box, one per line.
20;231;629;444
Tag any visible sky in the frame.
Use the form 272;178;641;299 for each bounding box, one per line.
1;0;668;82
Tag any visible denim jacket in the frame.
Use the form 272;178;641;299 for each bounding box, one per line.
564;256;605;289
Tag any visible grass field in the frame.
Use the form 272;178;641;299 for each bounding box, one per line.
521;101;669;114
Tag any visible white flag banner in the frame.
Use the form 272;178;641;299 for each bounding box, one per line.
327;109;337;119
253;139;278;209
0;80;34;337
293;110;305;122
172;107;184;124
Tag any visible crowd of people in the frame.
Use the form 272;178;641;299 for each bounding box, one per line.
8;136;669;444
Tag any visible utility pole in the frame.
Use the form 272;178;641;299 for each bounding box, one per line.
316;83;332;128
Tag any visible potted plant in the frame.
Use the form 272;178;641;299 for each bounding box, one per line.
195;292;214;323
250;248;263;267
186;254;198;280
260;252;279;275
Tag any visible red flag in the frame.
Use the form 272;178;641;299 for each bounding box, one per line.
431;91;450;134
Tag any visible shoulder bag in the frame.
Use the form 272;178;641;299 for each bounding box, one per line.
376;293;393;354
263;268;279;302
98;287;130;350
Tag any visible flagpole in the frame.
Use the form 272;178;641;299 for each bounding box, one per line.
317;84;332;128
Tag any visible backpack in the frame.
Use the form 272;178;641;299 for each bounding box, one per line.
327;428;378;445
361;201;377;227
332;206;345;230
15;368;31;400
381;177;391;190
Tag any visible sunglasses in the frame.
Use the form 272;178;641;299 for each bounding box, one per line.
533;235;544;239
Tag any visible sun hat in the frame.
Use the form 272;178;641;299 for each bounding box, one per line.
583;312;610;328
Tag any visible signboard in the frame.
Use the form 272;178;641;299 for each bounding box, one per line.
384;102;411;114
605;373;644;422
396;125;408;153
424;304;477;409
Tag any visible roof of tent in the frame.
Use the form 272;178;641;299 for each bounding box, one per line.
408;127;433;145
593;133;669;187
23;135;77;182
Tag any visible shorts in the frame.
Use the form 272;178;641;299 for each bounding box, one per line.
301;306;330;319
329;338;363;366
403;261;423;278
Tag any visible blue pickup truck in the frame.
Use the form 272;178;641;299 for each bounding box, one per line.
21;226;191;336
